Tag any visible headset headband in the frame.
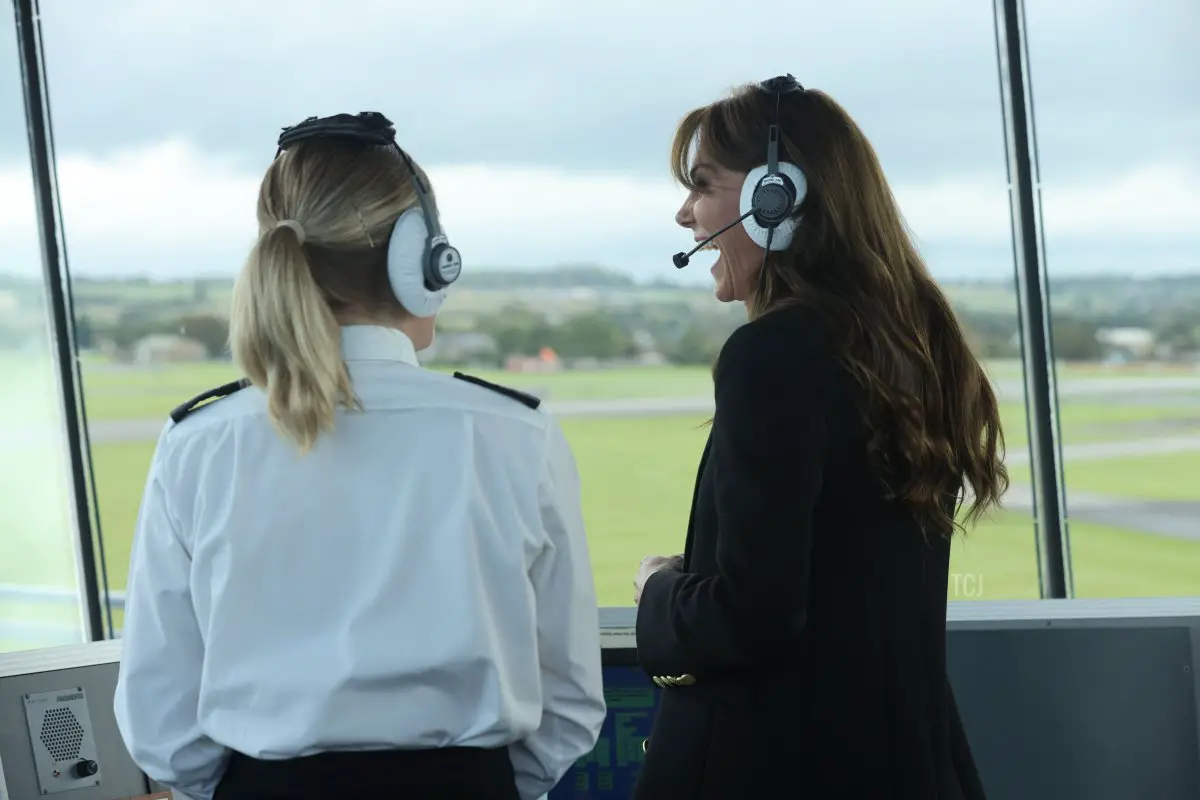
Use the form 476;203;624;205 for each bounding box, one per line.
276;111;398;154
758;74;803;176
759;74;804;95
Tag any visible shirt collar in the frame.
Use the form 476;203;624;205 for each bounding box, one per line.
340;325;420;367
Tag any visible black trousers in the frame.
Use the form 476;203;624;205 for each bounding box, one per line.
213;746;519;800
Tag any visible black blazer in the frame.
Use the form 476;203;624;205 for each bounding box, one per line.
633;307;987;800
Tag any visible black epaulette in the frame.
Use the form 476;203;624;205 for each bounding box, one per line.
169;379;251;424
453;371;541;410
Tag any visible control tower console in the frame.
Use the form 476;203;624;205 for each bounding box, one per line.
1;600;1198;799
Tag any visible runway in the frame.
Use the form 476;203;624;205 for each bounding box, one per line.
981;484;1200;541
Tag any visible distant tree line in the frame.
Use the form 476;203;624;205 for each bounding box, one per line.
962;311;1199;361
77;310;231;358
448;304;743;366
72;303;745;367
1;269;1197;363
65;294;1199;367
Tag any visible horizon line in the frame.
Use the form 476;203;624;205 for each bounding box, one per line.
3;266;1199;287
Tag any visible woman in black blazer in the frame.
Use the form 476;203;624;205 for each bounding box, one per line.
632;75;1008;799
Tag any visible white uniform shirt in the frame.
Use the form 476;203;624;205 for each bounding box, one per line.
113;325;606;800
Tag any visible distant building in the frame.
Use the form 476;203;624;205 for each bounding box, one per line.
631;351;668;366
132;334;208;365
1096;327;1155;361
629;330;666;365
506;347;562;373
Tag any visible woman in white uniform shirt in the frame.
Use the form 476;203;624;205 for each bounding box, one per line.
113;112;606;800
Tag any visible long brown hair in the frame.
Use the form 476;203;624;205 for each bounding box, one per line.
671;82;1008;537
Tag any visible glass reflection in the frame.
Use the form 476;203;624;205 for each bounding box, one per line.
0;16;87;651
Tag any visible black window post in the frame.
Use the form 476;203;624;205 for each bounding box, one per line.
992;0;1073;598
12;0;112;639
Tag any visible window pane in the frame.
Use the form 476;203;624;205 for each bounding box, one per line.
1026;0;1200;597
0;20;88;651
39;0;1039;610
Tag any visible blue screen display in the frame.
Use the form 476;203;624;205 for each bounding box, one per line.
548;665;662;798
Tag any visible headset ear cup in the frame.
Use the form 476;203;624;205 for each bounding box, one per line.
740;162;807;250
387;208;446;318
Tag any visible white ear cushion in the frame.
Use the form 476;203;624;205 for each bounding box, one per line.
740;162;807;250
387;208;445;318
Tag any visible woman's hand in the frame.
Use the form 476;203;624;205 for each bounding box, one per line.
634;554;683;605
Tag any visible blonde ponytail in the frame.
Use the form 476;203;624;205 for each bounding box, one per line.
229;224;360;454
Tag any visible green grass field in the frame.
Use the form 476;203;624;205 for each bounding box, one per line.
78;425;1200;602
77;362;720;420
2;356;1198;646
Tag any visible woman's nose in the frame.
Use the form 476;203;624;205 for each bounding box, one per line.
675;201;693;229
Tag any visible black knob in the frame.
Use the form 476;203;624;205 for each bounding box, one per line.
73;759;98;778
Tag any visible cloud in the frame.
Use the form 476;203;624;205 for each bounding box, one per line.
1;0;1193;288
5;0;1193;184
0;142;1197;282
898;165;1200;244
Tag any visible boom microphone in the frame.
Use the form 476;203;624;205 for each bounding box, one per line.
672;209;754;269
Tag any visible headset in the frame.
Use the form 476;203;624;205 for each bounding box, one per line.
275;111;461;317
747;74;808;252
673;74;809;269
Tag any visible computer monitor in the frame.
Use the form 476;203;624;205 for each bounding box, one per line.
549;644;660;799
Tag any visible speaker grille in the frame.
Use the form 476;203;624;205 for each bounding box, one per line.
39;706;85;762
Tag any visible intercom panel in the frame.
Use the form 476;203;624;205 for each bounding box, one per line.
23;686;104;794
0;641;149;800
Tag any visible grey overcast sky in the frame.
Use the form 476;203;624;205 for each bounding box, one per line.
0;0;1196;283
